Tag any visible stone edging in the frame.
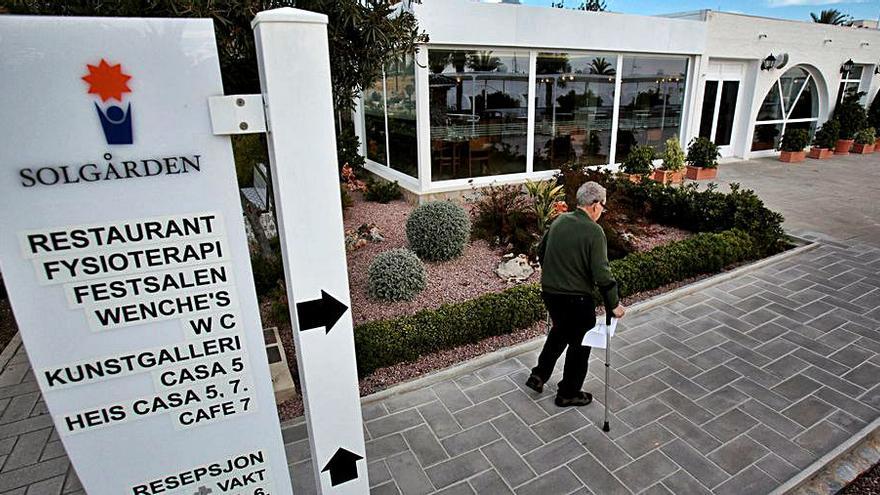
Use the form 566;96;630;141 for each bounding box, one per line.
280;236;819;430
771;416;880;495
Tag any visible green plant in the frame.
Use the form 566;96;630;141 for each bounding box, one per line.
780;128;809;152
353;226;771;377
621;144;655;176
231;134;268;187
469;184;537;254
834;90;868;140
686;137;721;169
661;137;686;172
524;180;565;235
368;249;427;301
365;178;403;203
855;127;876;145
812;121;840;149
406;201;472;261
340;185;353;209
337;126;366;171
869;95;880;131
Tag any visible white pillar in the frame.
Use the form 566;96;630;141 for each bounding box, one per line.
253;8;369;494
415;45;432;193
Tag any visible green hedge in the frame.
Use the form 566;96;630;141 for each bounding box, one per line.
354;228;763;377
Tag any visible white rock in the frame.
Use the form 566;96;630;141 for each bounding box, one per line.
495;254;534;282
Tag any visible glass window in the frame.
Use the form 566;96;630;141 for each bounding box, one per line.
364;78;387;164
698;81;718;140
428;49;530;181
616;56;688;162
533;53;616;170
752;66;819;152
386;54;418;178
714;81;739;147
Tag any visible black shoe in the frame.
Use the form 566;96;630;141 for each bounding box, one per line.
555;391;592;407
525;374;544;394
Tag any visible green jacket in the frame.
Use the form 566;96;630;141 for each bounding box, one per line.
538;208;620;308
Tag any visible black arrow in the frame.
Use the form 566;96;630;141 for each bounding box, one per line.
296;290;348;334
321;448;363;487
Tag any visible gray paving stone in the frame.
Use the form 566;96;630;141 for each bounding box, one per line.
696;386;749;416
453;398;508;429
746;423;814;469
440;422;500;458
713;465;777;495
803;366;866;398
365;433;409;460
693;365;740;392
763;354;810;381
772;374;823;401
0;394;40;426
658;412;721;455
368;460;392;487
720;340;771;367
657;388;714;425
814;387;878;423
490;413;542;455
746;320;788;343
661;469;711;495
616;422;675;459
403;424;448;467
531;409;586;443
618;376;668;404
464;377;518;405
572;425;633;472
567;453;631;495
431;381;473;414
738;399;805;439
826;408;866;434
425;450;490;490
613;450;677;494
807;312;849;333
688;345;734;371
417;401;461;440
481;439;535;488
681;304;716;320
724;357;781;389
524;435;586;475
514;466;583;495
793;420;850;456
370;481;400;495
731;377;790;410
617;341;662;362
365;409;423;439
755;339;799;361
24;475;64;495
708;435;769;475
704;408;758;443
756;453;800;484
387;451;434;495
384;388;438;414
782;395;835;428
476;358;526;382
617;397;671;428
3;429;50;472
500;390;549;426
0;458;69;493
653;368;707;401
843;362;880;390
660;438;728;489
435;481;475;494
468;469;513;495
617;357;664;382
793;348;850;375
454;374;482;389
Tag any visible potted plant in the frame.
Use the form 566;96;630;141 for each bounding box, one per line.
778;128;809;163
620;144;654;183
853;127;876;154
809;120;839;159
685;137;720;180
868;95;880;151
652;137;686;184
833;90;868;154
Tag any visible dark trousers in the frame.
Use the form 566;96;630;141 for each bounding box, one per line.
532;292;596;398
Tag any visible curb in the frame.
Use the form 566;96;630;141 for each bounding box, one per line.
771;417;880;495
280;236;819;430
0;333;22;373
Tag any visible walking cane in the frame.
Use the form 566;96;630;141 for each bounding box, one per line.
602;308;612;432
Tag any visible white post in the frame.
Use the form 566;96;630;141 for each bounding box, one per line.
609;54;624;166
253;8;369;494
526;50;537;174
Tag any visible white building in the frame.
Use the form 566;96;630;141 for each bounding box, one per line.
353;0;880;201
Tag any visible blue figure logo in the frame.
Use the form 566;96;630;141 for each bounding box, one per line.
82;59;134;145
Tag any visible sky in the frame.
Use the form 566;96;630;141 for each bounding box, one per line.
520;0;880;23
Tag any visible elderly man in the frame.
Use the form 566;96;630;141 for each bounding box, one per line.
526;181;626;407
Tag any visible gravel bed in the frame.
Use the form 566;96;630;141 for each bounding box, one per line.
838;461;880;494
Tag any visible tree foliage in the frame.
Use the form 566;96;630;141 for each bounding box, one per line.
551;0;607;11
2;0;428;113
810;9;851;25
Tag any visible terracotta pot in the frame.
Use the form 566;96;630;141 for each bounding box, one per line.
651;169;684;185
853;143;876;154
835;139;854;155
621;173;645;184
808;148;833;160
779;151;806;163
685;165;718;180
875;137;880;152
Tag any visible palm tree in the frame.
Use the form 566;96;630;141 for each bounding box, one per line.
589;57;615;75
810;9;851;25
467;51;502;72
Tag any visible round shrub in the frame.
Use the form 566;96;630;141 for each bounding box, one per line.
368;249;427;301
406;201;471;261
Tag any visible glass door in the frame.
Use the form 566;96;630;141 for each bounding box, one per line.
699;79;740;156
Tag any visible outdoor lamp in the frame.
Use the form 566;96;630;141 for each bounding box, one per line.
841;59;855;74
761;54;776;71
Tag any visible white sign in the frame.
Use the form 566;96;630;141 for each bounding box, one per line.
582;318;618;349
0;16;292;495
253;8;368;493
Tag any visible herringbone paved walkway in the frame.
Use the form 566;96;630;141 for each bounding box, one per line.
1;238;879;494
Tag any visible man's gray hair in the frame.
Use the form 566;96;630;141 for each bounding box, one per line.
576;181;606;207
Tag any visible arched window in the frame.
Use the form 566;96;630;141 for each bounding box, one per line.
752;66;819;151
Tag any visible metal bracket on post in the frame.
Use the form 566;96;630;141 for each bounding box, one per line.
208;94;267;135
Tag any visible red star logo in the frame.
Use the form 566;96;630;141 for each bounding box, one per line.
82;59;132;102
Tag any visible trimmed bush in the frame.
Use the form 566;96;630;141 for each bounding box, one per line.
368;249;427;302
407;201;471;261
621;144;655;176
354;228;766;377
834;90;868;140
661;137;686;172
855;127;876;145
365;178;402;204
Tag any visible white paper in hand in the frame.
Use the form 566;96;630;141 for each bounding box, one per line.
582;318;618;349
